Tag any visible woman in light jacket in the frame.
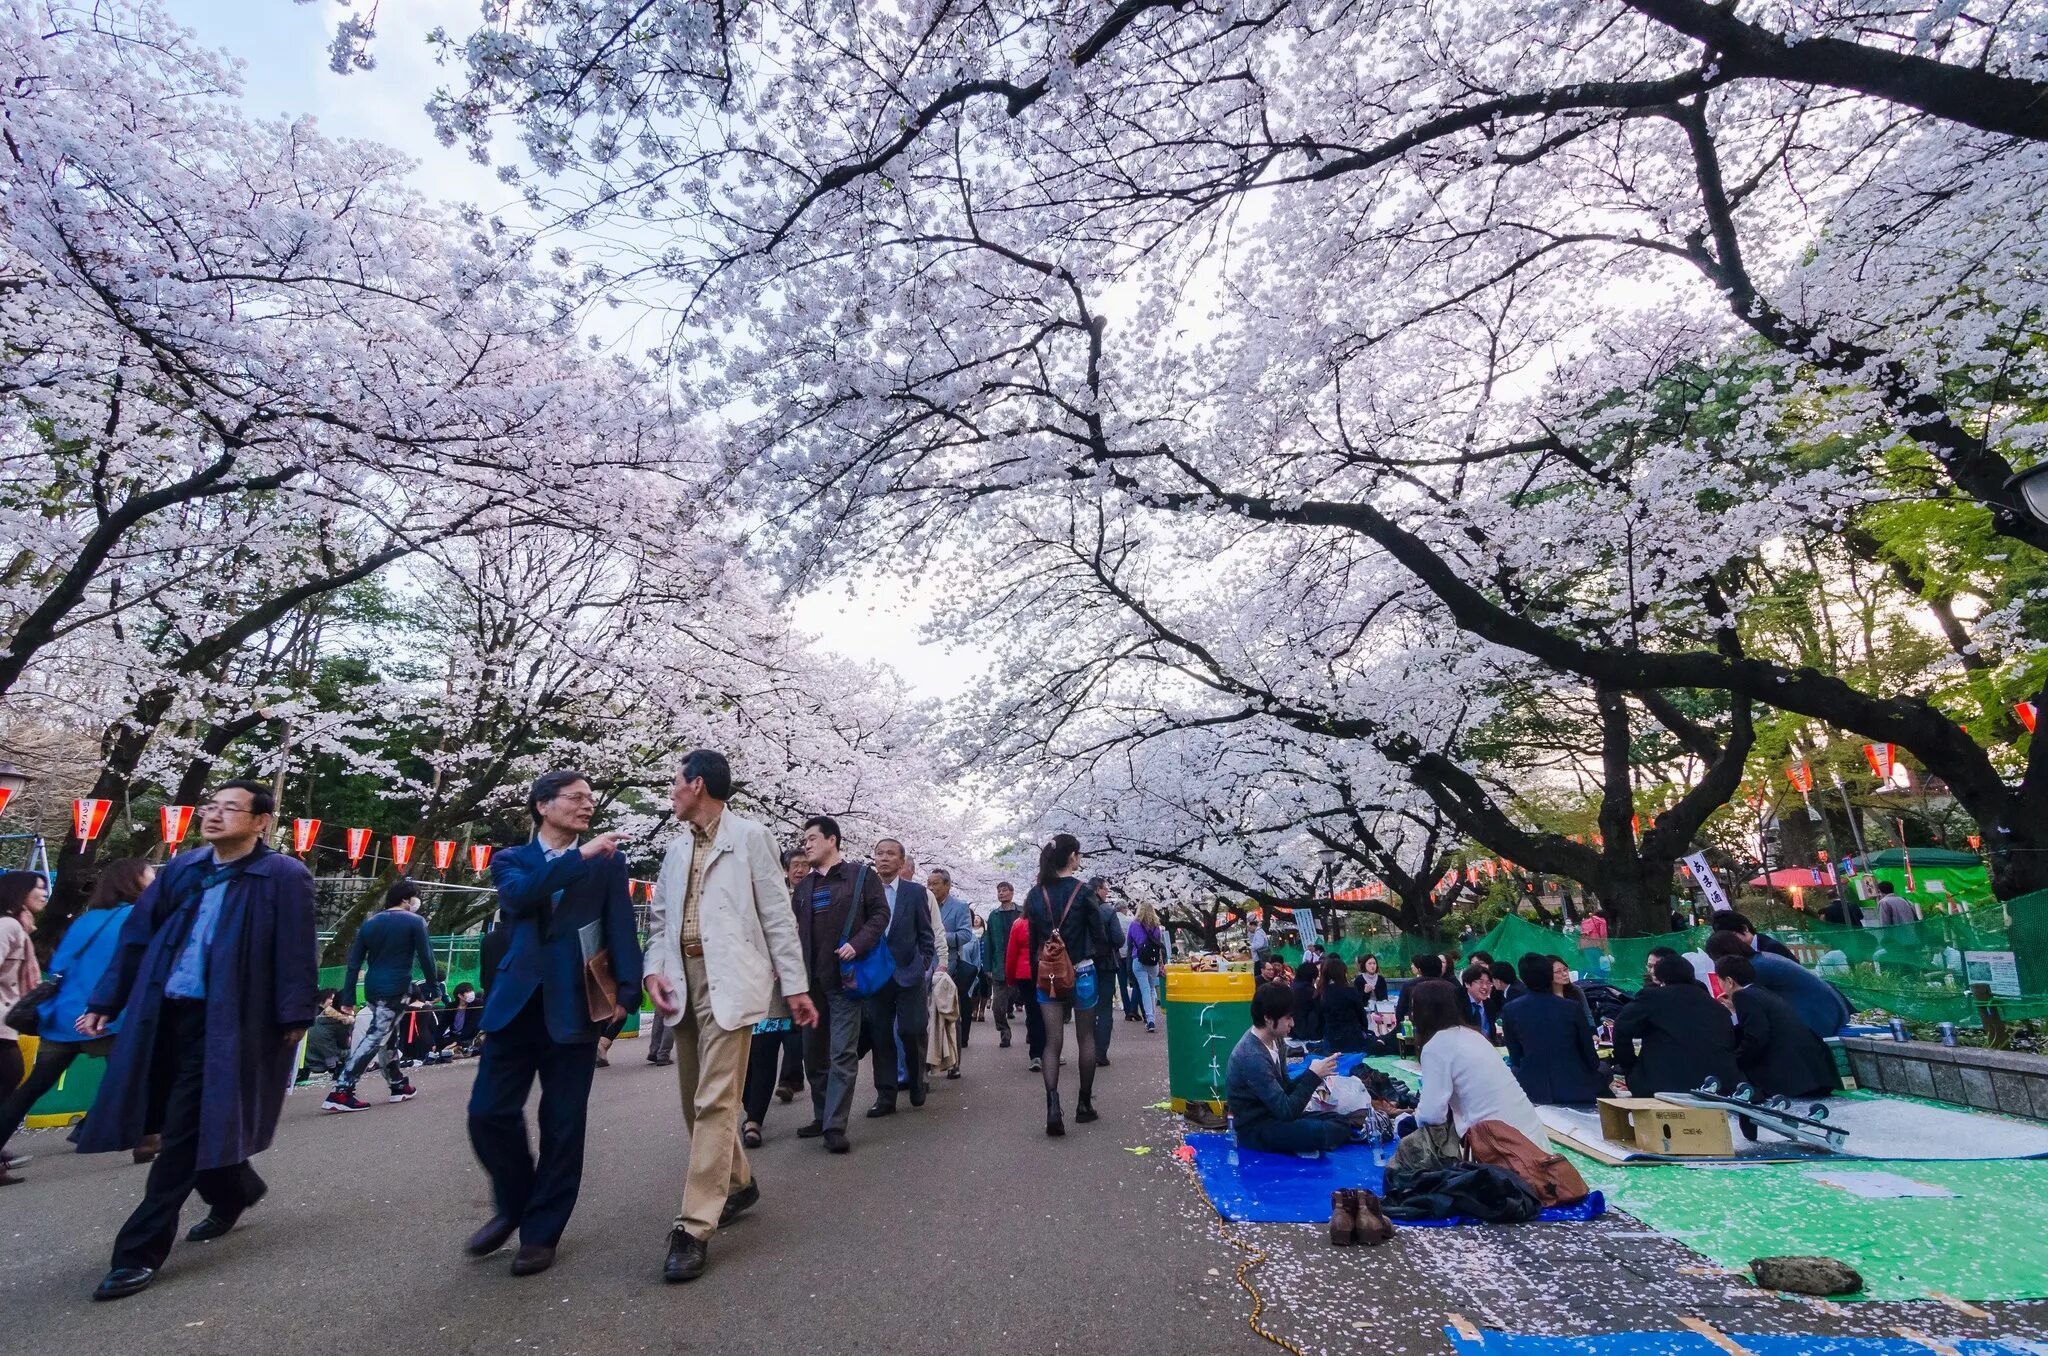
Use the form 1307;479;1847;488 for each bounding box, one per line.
0;861;156;1181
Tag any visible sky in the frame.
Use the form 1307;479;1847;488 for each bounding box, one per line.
171;0;979;701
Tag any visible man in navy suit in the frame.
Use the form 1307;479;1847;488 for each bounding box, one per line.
864;838;935;1117
463;769;643;1277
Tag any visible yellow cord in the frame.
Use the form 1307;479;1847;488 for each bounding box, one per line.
1173;1150;1310;1356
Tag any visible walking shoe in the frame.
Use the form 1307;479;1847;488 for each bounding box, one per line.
1075;1100;1099;1124
663;1228;707;1283
775;1083;800;1103
865;1097;897;1119
823;1129;850;1154
388;1081;418;1104
1330;1189;1359;1246
92;1267;155;1301
1352;1188;1397;1246
741;1121;763;1149
1146;1023;1156;1033
1096;1056;1111;1068
796;1120;825;1139
464;1215;518;1258
510;1244;556;1276
1028;1057;1042;1072
1046;1092;1066;1138
322;1089;370;1113
0;1152;28;1169
718;1179;760;1228
908;1081;927;1108
999;1036;1011;1049
945;1068;962;1080
132;1134;160;1165
187;1180;265;1242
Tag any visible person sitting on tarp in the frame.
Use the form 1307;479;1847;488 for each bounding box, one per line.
1290;961;1324;1046
1710;910;1797;961
1611;955;1740;1097
1703;932;1851;1038
1226;982;1351;1154
1392;953;1445;1032
1713;954;1840;1102
1500;954;1607;1107
1409;979;1550;1148
1315;957;1378;1053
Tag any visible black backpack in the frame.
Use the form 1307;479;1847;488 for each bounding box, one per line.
1136;926;1164;967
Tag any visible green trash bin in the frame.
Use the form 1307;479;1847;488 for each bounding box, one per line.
1162;967;1255;1113
22;1035;108;1129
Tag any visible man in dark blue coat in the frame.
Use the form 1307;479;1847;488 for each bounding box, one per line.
863;837;935;1117
75;779;317;1301
464;768;643;1277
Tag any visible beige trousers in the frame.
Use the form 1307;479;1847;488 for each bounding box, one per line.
671;953;753;1240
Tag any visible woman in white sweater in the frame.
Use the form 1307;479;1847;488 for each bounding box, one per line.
1409;979;1549;1147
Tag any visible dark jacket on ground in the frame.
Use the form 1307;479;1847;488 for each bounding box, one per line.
1611;982;1741;1098
1023;879;1110;984
1319;984;1371;1052
1748;951;1853;1039
1731;983;1842;1098
1501;992;1606;1105
343;907;438;1003
76;844;317;1168
797;858;890;991
481;839;644;1044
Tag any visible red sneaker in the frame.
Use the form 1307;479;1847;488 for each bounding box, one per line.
322;1089;370;1113
388;1082;419;1104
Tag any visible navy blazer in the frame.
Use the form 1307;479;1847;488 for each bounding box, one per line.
481;839;644;1044
882;877;937;987
1500;992;1607;1105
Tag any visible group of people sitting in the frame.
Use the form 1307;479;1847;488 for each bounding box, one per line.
299;980;487;1082
1228;909;1851;1160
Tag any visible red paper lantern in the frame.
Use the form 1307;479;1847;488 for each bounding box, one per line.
1786;763;1814;793
345;827;372;867
2018;701;2039;734
432;839;457;872
1863;743;1896;779
160;805;194;848
391;835;417;871
73;798;112;841
0;787;13;819
292;818;321;855
468;844;493;874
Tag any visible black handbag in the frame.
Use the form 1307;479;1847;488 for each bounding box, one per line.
5;975;60;1036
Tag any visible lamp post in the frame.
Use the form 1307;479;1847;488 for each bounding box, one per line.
2004;463;2048;527
1315;845;1340;943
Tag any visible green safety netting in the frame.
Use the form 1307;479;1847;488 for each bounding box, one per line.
316;934;486;1002
1274;932;1460;977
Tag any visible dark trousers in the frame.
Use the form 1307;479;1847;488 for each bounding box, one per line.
111;1000;266;1271
0;1040;89;1153
989;979;1012;1042
804;988;864;1132
465;995;598;1248
1237;1114;1351;1155
950;963;977;1049
1023;984;1046;1060
741;1025;804;1126
867;977;928;1101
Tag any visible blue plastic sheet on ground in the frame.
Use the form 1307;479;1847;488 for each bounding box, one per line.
1184;1132;1605;1227
1446;1331;2012;1355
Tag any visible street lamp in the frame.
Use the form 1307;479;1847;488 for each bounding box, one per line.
2006;462;2048;525
0;759;28;818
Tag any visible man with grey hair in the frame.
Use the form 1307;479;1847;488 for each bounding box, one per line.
930;867;976;1063
864;838;934;1115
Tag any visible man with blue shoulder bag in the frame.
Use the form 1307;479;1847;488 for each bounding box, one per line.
792;816;888;1154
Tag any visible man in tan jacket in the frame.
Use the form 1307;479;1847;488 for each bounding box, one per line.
643;750;815;1283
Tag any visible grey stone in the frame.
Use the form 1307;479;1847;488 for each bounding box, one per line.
1848;1051;1882;1089
1954;1046;2048;1075
1931;1062;1967;1107
2029;1076;2048;1124
1961;1066;1999;1110
1861;1056;1893;1092
1897;1057;1938;1100
1750;1256;1864;1296
1993;1072;2034;1117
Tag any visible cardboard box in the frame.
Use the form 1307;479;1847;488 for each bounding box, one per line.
1597;1097;1735;1157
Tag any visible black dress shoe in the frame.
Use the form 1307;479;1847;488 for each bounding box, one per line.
510;1244;556;1276
908;1083;927;1107
464;1215;518;1258
663;1229;708;1283
1075;1101;1100;1124
93;1267;155;1301
718;1179;760;1228
823;1129;850;1154
795;1120;825;1139
864;1098;896;1118
186;1179;264;1242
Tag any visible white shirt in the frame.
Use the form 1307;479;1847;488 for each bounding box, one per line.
1414;1025;1549;1147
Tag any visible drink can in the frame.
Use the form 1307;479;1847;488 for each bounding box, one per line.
1937;1022;1957;1047
1889;1018;1909;1042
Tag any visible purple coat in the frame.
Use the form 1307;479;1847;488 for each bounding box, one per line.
73;844;317;1169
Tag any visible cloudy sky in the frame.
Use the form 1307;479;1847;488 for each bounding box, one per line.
173;0;977;701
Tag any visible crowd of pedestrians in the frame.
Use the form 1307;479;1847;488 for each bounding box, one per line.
0;752;1164;1302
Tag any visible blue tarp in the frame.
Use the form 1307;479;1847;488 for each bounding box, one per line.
1446;1332;2011;1355
1184;1132;1606;1227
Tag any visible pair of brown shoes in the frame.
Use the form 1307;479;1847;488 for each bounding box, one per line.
1329;1188;1395;1247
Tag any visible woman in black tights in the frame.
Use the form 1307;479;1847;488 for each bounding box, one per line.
1023;833;1112;1136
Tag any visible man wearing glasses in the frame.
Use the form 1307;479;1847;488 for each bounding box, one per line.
463;769;642;1277
73;780;318;1301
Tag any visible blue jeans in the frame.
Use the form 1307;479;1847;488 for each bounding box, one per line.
1131;963;1161;1025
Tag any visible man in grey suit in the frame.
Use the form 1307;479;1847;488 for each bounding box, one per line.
865;838;935;1116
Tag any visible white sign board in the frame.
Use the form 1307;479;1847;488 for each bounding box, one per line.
1685;852;1732;912
1965;950;2021;999
1292;908;1320;949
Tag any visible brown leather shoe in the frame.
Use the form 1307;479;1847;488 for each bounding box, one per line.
510;1244;556;1276
1330;1188;1359;1246
1352;1188;1397;1246
132;1135;160;1165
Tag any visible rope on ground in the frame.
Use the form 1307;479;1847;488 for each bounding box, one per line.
1170;1143;1308;1356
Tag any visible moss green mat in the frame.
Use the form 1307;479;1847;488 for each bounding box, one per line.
1574;1153;2048;1302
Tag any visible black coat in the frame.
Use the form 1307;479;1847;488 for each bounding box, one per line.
1611;982;1741;1098
1500;993;1607;1105
1319;984;1370;1051
1731;984;1841;1099
1290;976;1323;1041
1024;879;1111;982
1354;970;1389;1002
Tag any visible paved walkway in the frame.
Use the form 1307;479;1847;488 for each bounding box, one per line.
7;1012;2047;1356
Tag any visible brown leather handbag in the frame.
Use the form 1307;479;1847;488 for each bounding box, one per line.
1035;884;1079;1001
1462;1118;1589;1207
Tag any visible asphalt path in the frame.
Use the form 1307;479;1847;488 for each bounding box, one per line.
2;1010;1274;1356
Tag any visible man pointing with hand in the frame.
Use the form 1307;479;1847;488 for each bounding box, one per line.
643;749;815;1283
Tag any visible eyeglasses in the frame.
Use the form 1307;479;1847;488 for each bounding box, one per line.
199;802;256;817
